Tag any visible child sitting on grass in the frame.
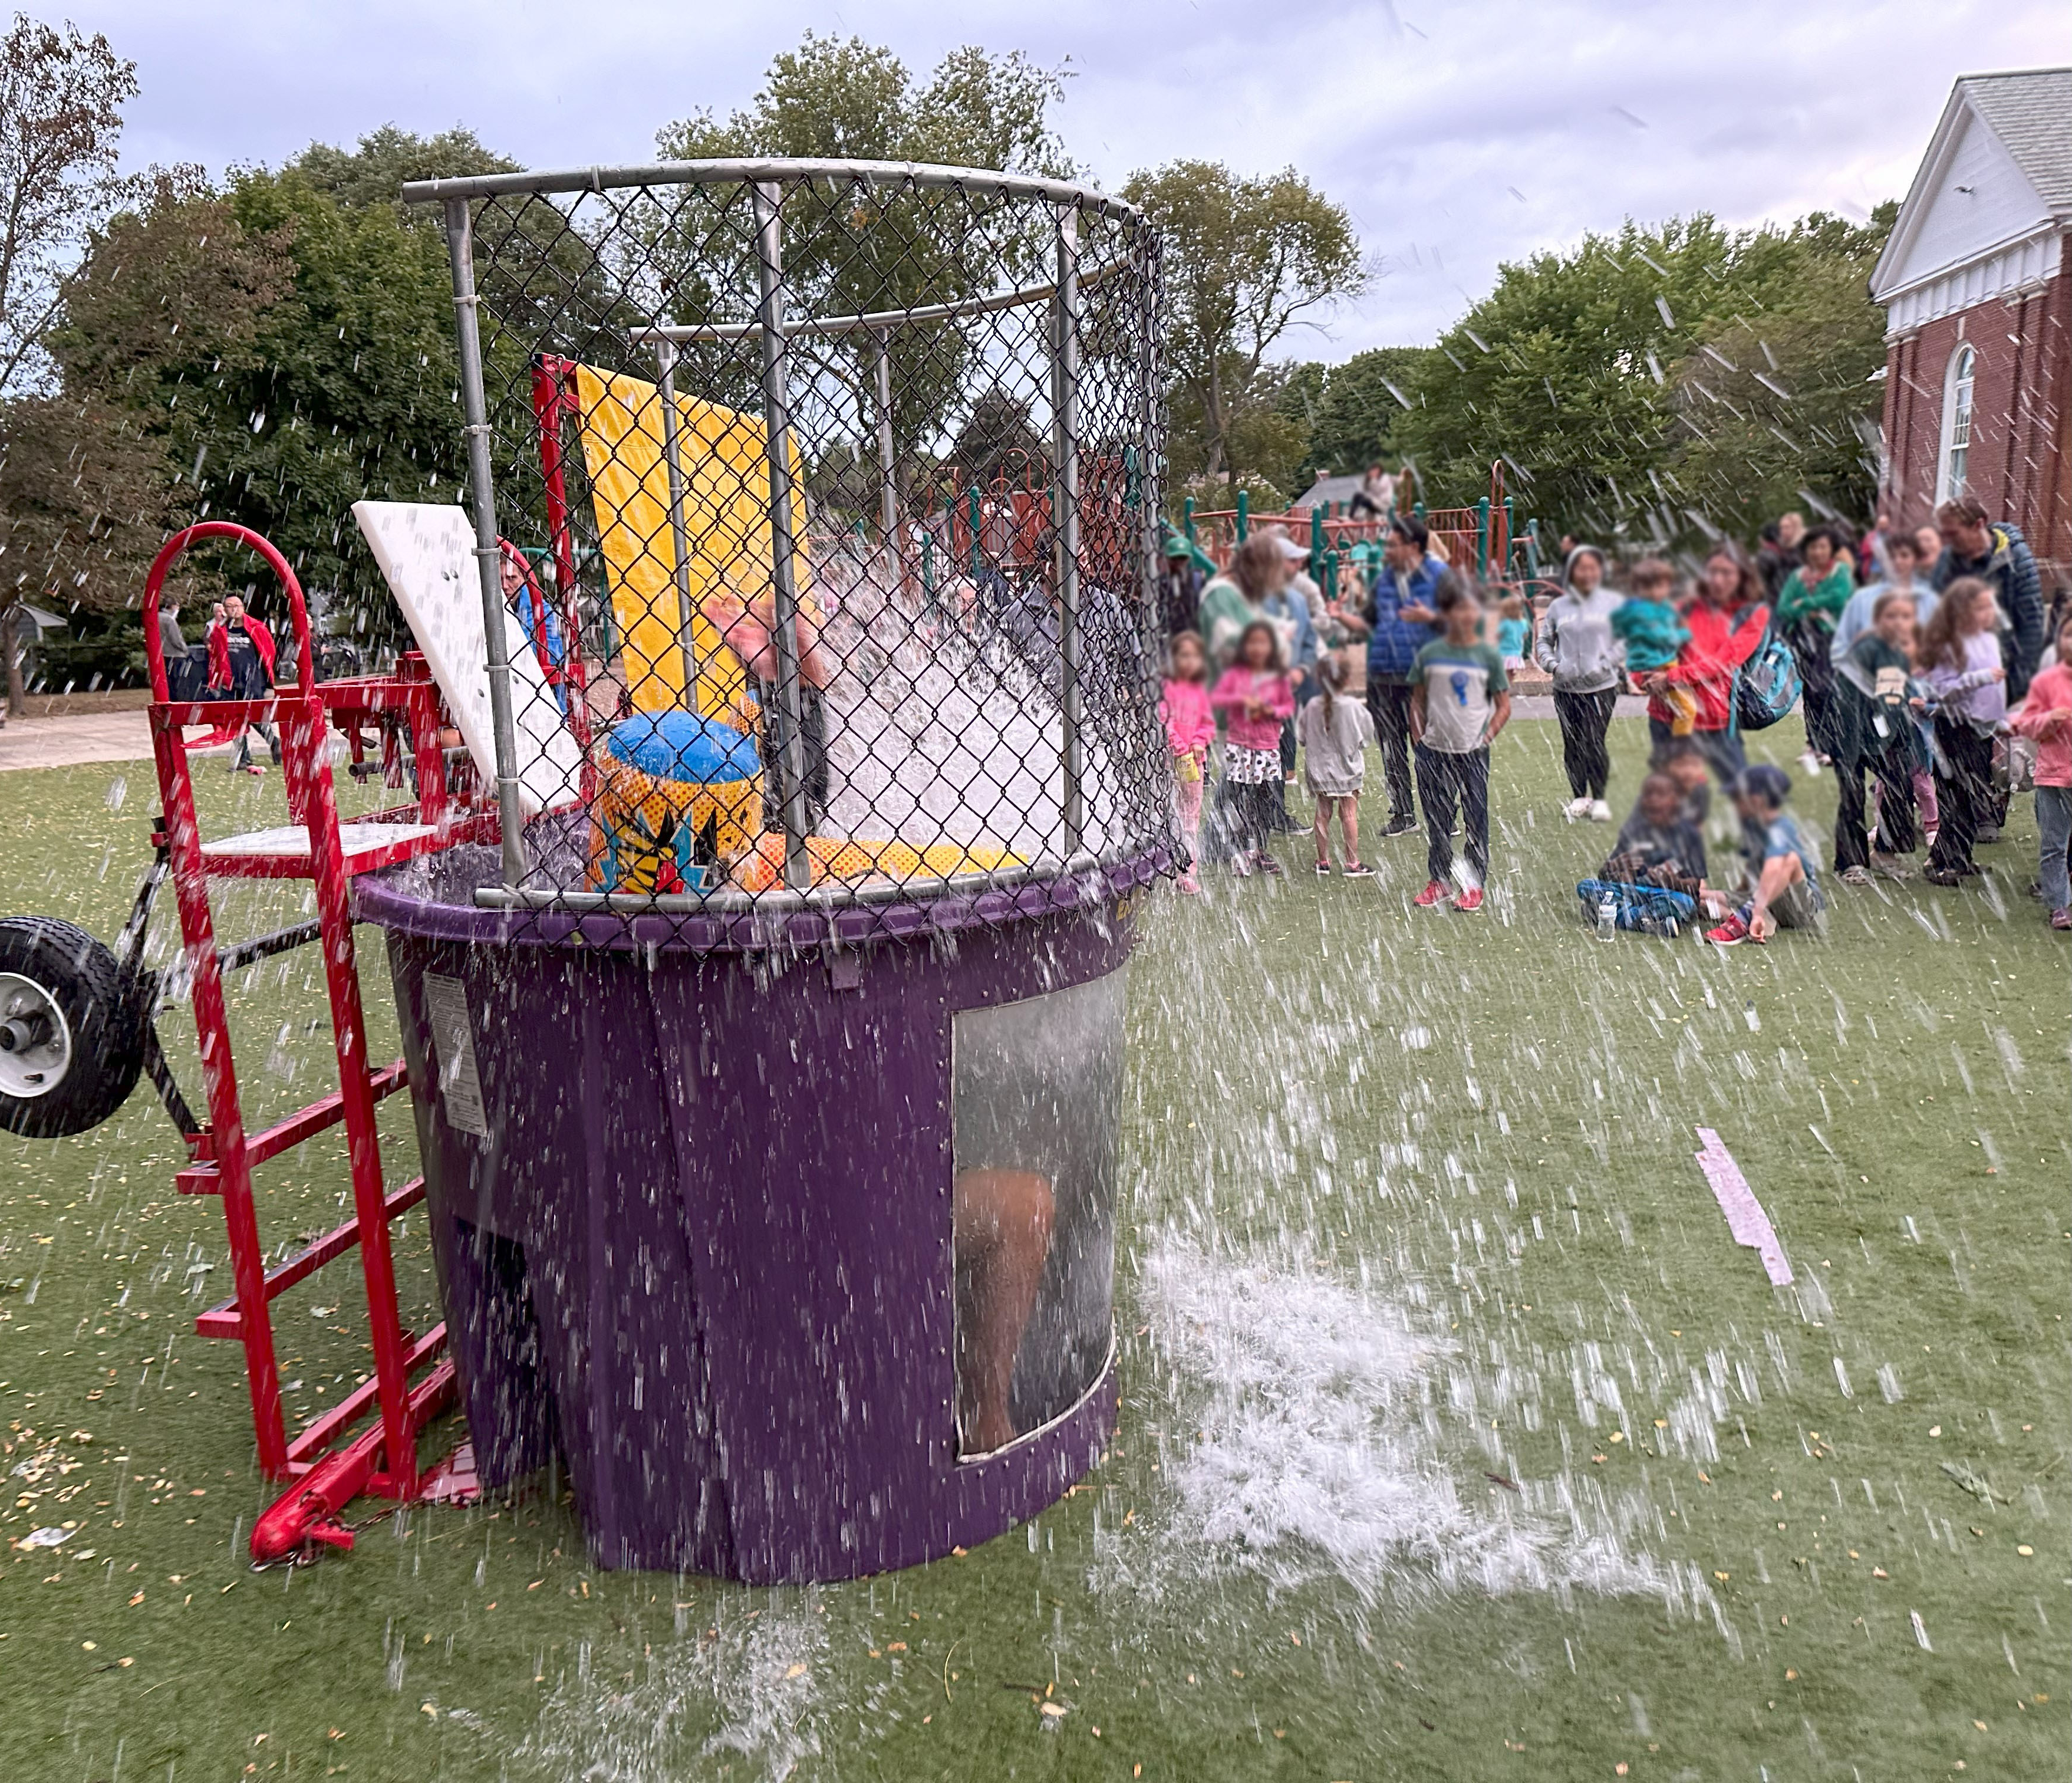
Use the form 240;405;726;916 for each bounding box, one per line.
1651;736;1714;830
1408;574;1511;913
1600;771;1708;898
1705;764;1826;945
1612;558;1695;733
1160;630;1215;895
1210;620;1297;877
1298;653;1376;877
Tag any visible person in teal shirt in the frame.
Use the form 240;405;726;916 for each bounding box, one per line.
1775;525;1855;769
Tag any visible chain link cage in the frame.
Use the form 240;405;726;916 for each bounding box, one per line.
390;159;1176;945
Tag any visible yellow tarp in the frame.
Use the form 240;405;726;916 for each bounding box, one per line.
571;363;806;718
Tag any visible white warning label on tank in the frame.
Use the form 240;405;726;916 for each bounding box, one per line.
422;972;489;1139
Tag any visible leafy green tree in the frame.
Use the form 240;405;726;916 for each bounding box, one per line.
651;34;1076;511
118;166;472;643
1119;160;1363;482
1668;208;1896;538
4;167;288;708
0;11;138;712
1394;216;1747;537
1394;210;1896;548
1294;346;1433;487
289;124;515;211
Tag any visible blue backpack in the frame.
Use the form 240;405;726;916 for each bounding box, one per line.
1732;609;1800;732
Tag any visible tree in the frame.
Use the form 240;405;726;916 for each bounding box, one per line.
652;34;1078;509
0;13;135;396
2;167;292;712
1668;208;1896;537
1120;160;1363;481
289;124;515;212
1294;346;1433;486
0;391;163;709
1392;209;1899;549
950;388;1045;485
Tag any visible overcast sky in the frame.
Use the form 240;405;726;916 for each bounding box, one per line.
61;0;2072;356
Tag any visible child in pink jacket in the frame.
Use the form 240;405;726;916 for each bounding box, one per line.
1161;630;1216;893
1209;620;1297;876
2010;608;2072;930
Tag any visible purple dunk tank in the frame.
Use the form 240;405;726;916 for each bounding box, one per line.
357;846;1168;1580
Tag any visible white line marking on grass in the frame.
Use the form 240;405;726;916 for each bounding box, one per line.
1693;1128;1793;1286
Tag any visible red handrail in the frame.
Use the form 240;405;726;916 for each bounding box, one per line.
141;521;317;704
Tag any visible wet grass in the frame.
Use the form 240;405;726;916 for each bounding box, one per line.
2;716;2067;1782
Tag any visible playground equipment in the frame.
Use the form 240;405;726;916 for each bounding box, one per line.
0;159;1173;1580
1184;461;1560;613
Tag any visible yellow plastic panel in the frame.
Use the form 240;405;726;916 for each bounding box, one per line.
571;364;806;718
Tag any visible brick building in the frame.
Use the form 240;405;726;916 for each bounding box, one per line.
1870;68;2071;582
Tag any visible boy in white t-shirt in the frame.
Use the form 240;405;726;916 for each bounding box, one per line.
1408;575;1511;912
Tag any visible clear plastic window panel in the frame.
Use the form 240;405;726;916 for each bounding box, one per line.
950;969;1126;1458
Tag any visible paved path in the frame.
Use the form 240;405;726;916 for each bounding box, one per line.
0;711;166;772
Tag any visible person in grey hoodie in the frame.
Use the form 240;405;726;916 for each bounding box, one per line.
1534;544;1625;820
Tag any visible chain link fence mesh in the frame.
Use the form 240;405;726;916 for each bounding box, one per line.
392;161;1175;945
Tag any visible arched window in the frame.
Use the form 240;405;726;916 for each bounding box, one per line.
1936;343;1975;504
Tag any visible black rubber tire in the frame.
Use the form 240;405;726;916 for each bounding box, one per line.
0;916;147;1139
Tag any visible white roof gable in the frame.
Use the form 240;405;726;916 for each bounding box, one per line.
1871;69;2070;305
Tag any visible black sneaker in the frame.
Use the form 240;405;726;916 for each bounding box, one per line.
1381;814;1417;838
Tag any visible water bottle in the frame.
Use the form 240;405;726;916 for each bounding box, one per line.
1596;890;1618;941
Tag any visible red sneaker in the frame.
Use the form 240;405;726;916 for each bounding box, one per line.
1454;885;1484;913
1705;912;1751;946
1413;880;1450;908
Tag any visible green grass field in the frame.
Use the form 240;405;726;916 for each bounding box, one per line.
2;714;2066;1782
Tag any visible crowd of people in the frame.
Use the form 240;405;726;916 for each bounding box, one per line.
1158;493;2071;940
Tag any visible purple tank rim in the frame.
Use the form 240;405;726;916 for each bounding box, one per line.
353;843;1179;955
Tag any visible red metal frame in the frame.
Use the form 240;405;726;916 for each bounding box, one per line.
140;522;495;1553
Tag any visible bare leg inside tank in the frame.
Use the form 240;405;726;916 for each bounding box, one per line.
952;1167;1056;1454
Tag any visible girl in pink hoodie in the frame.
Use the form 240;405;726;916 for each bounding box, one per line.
1209;620;1297;877
1161;630;1216;894
2010;609;2072;930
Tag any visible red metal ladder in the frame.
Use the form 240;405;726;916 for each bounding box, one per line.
140;522;489;1556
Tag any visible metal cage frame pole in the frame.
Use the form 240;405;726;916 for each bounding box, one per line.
1135;230;1167;801
872;330;899;546
1052;203;1084;855
442;196;528;889
750;179;813;892
652;337;704;701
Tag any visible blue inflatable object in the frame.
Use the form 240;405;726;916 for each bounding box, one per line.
605;709;760;785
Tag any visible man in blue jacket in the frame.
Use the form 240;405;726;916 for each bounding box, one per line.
1347;515;1443;835
1931;498;2045;701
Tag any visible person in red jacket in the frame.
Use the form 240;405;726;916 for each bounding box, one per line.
1637;545;1770;784
211;593;280;775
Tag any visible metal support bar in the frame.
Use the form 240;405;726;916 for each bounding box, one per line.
750;180;812;893
652;338;704;701
1052;203;1084;854
872;330;899;544
442;196;527;889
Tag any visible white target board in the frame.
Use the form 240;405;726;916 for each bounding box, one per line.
352;501;581;815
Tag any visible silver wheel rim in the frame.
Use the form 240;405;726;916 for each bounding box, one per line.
0;971;72;1100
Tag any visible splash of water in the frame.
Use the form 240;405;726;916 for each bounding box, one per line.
1099;1238;1715;1622
814;547;1129;861
512;1600;827;1783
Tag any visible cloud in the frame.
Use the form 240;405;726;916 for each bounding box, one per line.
64;0;2071;352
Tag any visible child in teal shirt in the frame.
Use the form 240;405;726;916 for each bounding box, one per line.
1609;558;1694;732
